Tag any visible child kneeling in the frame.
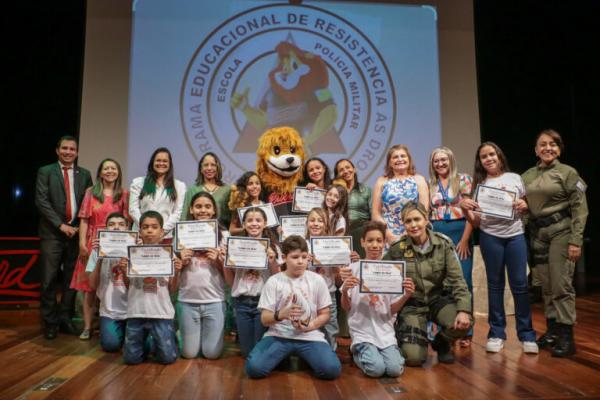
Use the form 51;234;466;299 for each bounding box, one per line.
245;235;341;380
341;221;415;378
120;211;180;365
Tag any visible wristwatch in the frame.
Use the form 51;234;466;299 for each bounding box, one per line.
274;310;281;322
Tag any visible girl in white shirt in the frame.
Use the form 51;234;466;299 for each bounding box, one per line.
461;142;537;354
222;207;280;357
306;207;341;350
322;184;348;236
173;192;228;359
341;221;415;378
129;147;186;241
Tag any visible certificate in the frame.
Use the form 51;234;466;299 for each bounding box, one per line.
280;215;307;241
225;237;270;269
127;245;174;277
310;236;352;266
292;187;326;213
175;220;218;251
238;203;279;228
359;260;405;295
474;184;516;219
97;230;138;258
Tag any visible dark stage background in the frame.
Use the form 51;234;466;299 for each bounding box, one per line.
2;1;598;291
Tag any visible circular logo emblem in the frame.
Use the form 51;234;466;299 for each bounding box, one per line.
181;4;396;182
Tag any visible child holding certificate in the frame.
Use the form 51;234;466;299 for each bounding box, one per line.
246;235;341;380
173;192;228;359
118;211;181;365
228;172;266;236
222;207;281;357
87;212;131;352
305;208;341;350
460;142;537;354
322;184;349;236
340;221;415;378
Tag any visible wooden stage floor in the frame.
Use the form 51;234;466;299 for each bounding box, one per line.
1;296;600;400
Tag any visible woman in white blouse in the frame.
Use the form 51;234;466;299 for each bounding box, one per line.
129;147;186;241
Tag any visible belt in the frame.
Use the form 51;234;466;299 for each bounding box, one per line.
531;209;570;229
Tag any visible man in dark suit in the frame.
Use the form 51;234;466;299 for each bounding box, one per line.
35;135;93;339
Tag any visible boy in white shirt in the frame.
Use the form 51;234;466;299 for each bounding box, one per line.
245;235;341;380
86;212;130;352
118;210;181;364
340;221;415;377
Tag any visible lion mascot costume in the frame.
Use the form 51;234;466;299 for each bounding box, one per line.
255;126;305;216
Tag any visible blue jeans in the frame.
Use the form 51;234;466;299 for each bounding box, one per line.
246;336;341;380
352;342;404;378
233;296;266;357
99;316;126;352
479;232;536;341
123;318;178;364
177;301;225;359
321;292;339;350
432;219;474;336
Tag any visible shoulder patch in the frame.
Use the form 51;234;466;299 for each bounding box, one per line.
576;180;587;193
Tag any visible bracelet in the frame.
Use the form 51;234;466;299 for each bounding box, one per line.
274;310;281;322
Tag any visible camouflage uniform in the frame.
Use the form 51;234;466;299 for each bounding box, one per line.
522;159;588;356
384;230;472;366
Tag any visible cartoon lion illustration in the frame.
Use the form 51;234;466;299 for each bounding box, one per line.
256;126;305;215
231;41;343;155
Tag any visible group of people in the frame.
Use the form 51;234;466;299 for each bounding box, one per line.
35;129;588;380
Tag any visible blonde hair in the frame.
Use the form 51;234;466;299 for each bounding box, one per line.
384;144;415;178
428;147;460;198
305;207;331;239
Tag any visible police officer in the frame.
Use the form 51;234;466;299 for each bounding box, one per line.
522;129;588;357
384;202;472;366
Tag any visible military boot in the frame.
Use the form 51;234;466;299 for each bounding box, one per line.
536;318;557;349
431;333;454;364
552;323;576;357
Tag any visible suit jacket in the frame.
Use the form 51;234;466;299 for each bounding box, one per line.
35;162;93;239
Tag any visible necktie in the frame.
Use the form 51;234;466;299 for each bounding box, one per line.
63;166;72;222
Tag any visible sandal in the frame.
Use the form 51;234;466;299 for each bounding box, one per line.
79;329;91;340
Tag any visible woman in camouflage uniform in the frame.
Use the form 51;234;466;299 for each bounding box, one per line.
522;130;588;357
384;202;472;366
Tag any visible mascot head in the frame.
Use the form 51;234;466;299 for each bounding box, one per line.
256;126;305;195
269;42;328;104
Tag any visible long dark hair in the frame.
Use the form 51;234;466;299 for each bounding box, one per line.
334;158;365;192
228;171;266;211
195;152;224;186
472;141;510;190
240;206;279;251
302;157;332;187
139;147;177;201
91;158;124;203
188;191;226;234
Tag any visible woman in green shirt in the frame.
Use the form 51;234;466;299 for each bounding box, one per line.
334;159;372;258
183;152;232;229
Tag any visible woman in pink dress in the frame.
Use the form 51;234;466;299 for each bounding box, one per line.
71;158;129;340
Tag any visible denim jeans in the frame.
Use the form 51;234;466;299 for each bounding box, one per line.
479;231;536;342
99;317;126;352
233;296;266;357
246;336;341;380
123;318;178;364
321;292;339;350
352;342;404;378
177;301;225;359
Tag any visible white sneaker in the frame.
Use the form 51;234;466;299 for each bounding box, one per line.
522;341;539;354
486;338;504;353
